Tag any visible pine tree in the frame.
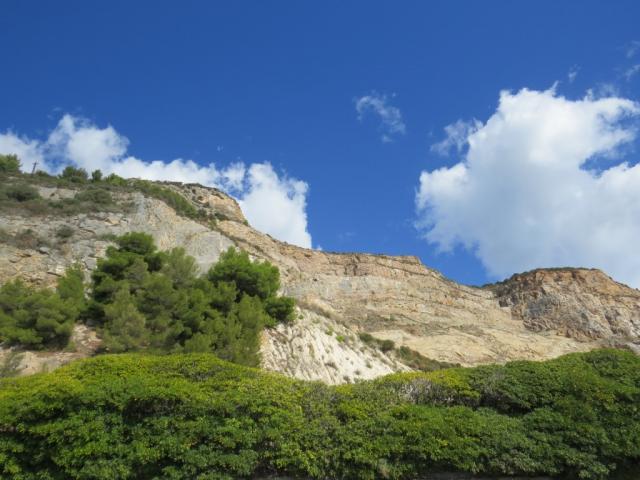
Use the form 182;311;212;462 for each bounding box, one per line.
101;288;149;353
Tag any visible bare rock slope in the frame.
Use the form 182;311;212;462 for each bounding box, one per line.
1;181;638;382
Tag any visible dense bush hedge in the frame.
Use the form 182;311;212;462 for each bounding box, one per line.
0;349;638;479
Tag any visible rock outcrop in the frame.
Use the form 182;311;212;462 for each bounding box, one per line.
1;180;638;382
488;268;640;342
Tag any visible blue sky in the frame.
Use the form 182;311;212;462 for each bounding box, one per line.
2;1;640;287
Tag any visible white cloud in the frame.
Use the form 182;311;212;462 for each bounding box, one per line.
239;163;312;248
588;82;621;99
355;92;406;142
625;64;640;81
567;65;579;83
0;115;313;248
626;40;640;58
431;119;482;156
417;87;640;287
0;131;45;172
47;115;129;172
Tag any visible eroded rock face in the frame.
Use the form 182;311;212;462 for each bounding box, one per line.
214;219;602;366
261;310;408;384
0;191;235;287
487;268;640;341
1;181;638;382
0;324;100;376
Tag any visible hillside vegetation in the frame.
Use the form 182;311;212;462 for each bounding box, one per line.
0;349;638;479
0;232;294;366
0;156;218;223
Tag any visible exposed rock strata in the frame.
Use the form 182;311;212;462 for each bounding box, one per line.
488;268;640;341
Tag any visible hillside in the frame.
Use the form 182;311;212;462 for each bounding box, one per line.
1;174;639;382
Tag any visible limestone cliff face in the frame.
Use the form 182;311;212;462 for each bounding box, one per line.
487;268;640;345
1;181;638;382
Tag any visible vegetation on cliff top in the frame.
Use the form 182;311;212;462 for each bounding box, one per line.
0;348;638;479
0;156;217;224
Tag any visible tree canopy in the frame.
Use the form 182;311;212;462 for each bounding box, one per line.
0;266;85;349
89;233;294;365
0;154;21;174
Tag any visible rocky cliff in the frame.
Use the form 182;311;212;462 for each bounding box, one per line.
1;180;638;382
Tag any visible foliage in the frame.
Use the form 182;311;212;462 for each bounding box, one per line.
0;154;21;174
0;232;292;363
90;235;294;365
104;173;128;186
131;179;209;220
208;248;295;325
0;349;638;479
395;345;459;371
73;186;114;205
2;184;40;202
0;266;86;349
0;176;122;217
0;166;220;225
10;229;48;250
60;166;89;183
91;169;103;182
358;332;455;371
101;288;150;352
55;225;74;240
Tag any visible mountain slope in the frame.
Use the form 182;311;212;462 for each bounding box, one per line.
0;179;638;382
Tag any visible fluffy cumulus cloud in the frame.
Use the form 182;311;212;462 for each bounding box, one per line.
416;87;640;287
355;92;406;142
239;164;312;248
0;115;312;248
0;132;45;171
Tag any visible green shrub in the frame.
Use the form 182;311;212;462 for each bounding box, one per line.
0;349;638;479
358;331;374;344
33;169;53;179
396;345;459;372
0;228;49;249
208;247;281;300
379;338;395;352
55;225;74;240
0;154;20;174
60;166;88;183
0;267;85;349
132;180;202;219
91;169;103;182
74;187;113;205
13;229;45;249
4;184;40;202
104;173;128;186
